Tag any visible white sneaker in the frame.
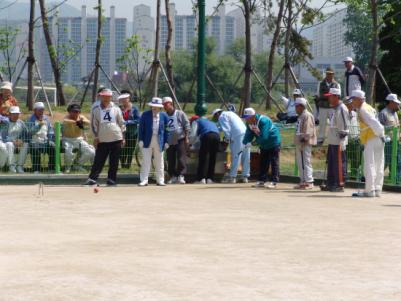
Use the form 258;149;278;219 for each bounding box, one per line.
352;191;375;198
266;182;277;189
374;190;381;198
252;181;265;188
177;175;186;184
16;166;24;174
167;176;177;184
9;166;16;173
138;181;148;187
157;182;166;186
194;179;206;184
206;179;214;184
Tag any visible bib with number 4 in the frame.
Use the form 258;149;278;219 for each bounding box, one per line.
100;109;116;123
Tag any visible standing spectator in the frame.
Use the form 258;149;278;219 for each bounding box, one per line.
189;115;220;184
276;89;302;124
293;98;317;189
242;108;281;189
378;93;401;183
27;102;55;173
1;106;28;173
62;104;95;173
320;88;349;192
0;81;18;116
138;97;169;186
212;108;250;183
85;89;125;186
350;90;385;197
316;67;341;145
344;57;365;98
344;97;361;179
163;96;190;184
118;92;140;169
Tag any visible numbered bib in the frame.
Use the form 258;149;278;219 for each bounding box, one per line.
167;111;179;132
100;109;116;124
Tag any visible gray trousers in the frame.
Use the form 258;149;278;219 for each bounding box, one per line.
296;145;313;183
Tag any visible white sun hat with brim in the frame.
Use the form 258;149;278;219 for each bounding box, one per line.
0;81;13;92
33;102;45;110
9;106;21;114
386;93;401;104
148;97;163;108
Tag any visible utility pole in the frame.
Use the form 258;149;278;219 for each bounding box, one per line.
195;0;207;116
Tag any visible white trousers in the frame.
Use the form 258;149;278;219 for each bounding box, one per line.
63;137;95;168
140;135;164;183
296;145;313;183
317;108;333;142
364;137;384;193
4;141;29;168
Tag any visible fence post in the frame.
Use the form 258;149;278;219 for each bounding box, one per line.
390;127;398;185
54;121;61;174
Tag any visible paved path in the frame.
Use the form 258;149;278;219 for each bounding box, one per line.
1;184;401;300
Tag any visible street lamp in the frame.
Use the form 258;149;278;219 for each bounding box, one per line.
195;0;207;116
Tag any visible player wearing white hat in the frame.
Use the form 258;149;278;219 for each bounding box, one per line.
344;57;365;98
0;81;18;116
277;88;302;124
350;90;386;197
293;98;317;189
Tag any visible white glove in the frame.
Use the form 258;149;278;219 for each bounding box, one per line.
244;143;252;148
380;136;391;143
164;143;169;150
138;141;144;148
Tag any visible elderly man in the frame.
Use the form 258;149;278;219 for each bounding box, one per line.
62;104;95;173
242;108;281;189
320;88;349;192
212;108;250;183
344;57;365;98
118;91;141;169
277;88;302;124
293;98;317;189
138;97;169;186
316;67;341;144
350;90;385;197
0;106;28;173
0;81;18;116
85;89;125;186
27;102;55;173
344;97;362;179
163;96;190;184
378;93;401;183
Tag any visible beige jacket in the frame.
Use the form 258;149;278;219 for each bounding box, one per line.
294;110;317;146
91;102;125;143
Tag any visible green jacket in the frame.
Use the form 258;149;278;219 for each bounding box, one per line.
243;114;281;150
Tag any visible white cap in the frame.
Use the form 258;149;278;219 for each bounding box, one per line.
294;97;307;107
324;87;341;97
293;88;302;95
148;97;163;108
162;96;173;104
117;93;130;100
33;102;45;110
350;89;365;100
386;93;401;104
241;107;256;119
9;106;20;114
0;81;13;92
344;57;353;62
212;108;223;116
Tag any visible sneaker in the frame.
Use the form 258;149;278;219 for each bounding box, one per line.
194;179;206;184
240;177;249;184
266;182;277;189
16;166;24;174
317;140;324;146
304;183;314;190
84;179;97;186
138;181;148;187
329;186;344;192
9;165;16;173
352;191;375;198
177;175;186;184
252;181;265;188
222;177;236;184
106;179;117;186
293;183;305;190
167;176;177;184
157;182;166;186
374;190;381;198
206;179;214;184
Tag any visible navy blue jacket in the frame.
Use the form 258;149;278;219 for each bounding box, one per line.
139;110;169;151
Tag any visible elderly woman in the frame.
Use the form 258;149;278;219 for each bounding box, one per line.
0;81;18;116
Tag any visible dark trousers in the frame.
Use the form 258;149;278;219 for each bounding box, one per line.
89;140;122;182
30;143;55;172
197;132;220;181
167;138;187;177
120;135;136;169
258;146;280;183
327;144;347;188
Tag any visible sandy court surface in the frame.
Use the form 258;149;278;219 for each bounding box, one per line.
1;183;401;301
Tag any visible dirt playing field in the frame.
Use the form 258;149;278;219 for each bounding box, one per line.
1;183;401;301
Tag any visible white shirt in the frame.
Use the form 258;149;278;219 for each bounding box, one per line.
152;113;160;135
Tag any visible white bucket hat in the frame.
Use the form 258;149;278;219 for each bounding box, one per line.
148;97;163;108
0;81;13;92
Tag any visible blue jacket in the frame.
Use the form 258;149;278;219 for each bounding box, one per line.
196;118;219;138
243;114;281;150
139;110;169;151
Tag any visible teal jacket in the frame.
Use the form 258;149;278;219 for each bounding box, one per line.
243;114;281;150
